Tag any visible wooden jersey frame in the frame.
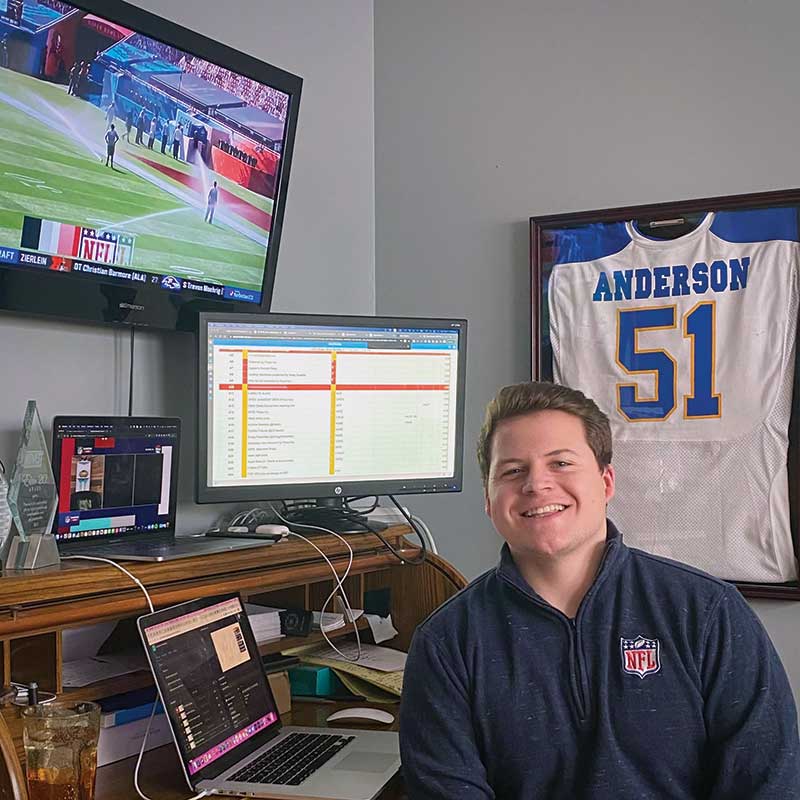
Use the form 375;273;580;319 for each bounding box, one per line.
531;187;800;600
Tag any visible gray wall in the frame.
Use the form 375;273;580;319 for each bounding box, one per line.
0;0;375;533
373;0;800;703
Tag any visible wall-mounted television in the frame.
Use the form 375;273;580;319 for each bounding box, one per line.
0;0;301;330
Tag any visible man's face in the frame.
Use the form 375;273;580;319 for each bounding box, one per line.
484;410;614;562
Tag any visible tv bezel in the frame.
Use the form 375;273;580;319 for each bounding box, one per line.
0;0;302;331
196;311;468;505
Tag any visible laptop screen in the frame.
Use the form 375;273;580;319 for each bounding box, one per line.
51;416;180;541
139;594;281;781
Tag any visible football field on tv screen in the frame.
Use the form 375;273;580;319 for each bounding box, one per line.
0;67;269;292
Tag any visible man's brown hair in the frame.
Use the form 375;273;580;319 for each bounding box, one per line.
477;381;612;485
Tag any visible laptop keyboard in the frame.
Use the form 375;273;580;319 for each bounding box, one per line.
231;732;354;786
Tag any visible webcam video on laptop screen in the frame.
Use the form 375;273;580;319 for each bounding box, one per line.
0;0;301;329
52;417;179;541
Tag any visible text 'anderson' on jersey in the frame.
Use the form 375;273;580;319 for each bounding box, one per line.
547;207;799;583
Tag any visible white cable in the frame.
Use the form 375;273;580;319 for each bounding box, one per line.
351;498;437;557
350;498;433;542
217;504;362;659
267;504;362;662
60;555;154;613
410;514;438;555
241;508;258;526
60;555;208;800
286;529;360;660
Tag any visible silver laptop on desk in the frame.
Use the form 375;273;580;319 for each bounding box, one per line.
52;416;265;561
138;594;400;800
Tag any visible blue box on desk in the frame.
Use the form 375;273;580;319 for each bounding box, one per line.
288;665;346;697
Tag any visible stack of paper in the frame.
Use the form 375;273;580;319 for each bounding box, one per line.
285;642;405;704
312;609;364;633
244;604;285;644
62;653;148;688
61;622;147;688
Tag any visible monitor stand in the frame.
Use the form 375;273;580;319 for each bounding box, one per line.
284;498;389;535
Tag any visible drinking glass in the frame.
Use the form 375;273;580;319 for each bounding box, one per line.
22;701;100;800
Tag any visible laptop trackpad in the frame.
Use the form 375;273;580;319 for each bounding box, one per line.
333;752;397;773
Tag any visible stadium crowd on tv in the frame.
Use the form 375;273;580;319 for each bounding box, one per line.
126;34;288;122
39;0;73;14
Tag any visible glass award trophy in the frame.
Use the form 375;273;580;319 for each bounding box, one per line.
5;401;60;569
0;460;12;554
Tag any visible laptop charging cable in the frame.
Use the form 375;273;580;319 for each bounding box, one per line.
63;524;364;797
62;534;362;795
61;555;209;800
267;504;363;662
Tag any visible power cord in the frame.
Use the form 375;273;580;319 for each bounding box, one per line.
344;494;432;566
238;495;432;566
128;326;135;417
61;526;367;800
61;555;208;800
360;495;427;566
267;503;363;662
410;514;438;556
229;495;428;566
349;497;438;555
61;555;153;613
280;499;374;533
343;496;380;515
219;504;368;660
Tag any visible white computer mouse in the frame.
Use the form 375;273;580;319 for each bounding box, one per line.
326;707;395;725
254;524;290;536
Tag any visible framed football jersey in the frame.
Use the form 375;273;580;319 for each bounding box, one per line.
531;188;800;598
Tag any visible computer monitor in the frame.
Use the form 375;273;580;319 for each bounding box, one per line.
197;312;467;530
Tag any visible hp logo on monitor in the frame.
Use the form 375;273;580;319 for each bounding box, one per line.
334;486;343;495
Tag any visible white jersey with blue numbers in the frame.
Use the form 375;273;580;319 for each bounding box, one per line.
548;208;799;583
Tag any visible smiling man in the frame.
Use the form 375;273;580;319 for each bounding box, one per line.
399;381;799;799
